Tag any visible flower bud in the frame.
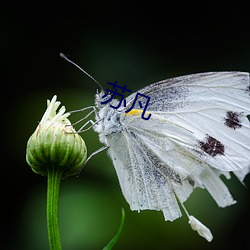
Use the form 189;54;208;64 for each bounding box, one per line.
26;95;87;178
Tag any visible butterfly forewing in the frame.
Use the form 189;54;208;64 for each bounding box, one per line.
123;72;250;173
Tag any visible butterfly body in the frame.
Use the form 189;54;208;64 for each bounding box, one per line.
94;97;124;144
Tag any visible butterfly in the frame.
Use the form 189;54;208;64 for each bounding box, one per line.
61;55;250;241
92;72;250;241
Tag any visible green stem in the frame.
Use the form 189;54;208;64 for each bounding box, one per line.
47;165;63;250
103;208;125;250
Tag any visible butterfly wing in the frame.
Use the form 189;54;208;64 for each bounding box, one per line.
108;112;237;221
106;125;183;221
105;72;250;221
124;72;250;173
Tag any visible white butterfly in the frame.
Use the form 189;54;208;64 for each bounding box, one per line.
60;53;250;242
88;72;250;241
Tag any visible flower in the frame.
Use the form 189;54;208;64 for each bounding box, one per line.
26;95;87;178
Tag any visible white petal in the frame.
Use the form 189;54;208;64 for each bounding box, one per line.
40;95;71;125
188;215;213;242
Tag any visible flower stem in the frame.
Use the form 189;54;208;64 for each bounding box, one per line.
47;165;63;250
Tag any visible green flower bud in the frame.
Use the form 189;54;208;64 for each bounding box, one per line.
26;95;87;178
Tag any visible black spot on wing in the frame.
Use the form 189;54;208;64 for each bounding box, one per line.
246;84;250;94
186;177;195;186
224;111;243;130
199;135;225;157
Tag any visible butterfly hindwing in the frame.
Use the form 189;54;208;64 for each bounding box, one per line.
107;126;182;221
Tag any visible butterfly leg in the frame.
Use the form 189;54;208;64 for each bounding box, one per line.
77;119;97;132
77;145;108;176
68;106;102;132
70;106;97;126
85;145;108;165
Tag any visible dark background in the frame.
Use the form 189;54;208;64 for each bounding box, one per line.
2;1;250;250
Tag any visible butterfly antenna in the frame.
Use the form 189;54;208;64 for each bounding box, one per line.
60;53;104;92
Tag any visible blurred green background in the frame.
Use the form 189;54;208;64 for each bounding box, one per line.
2;1;250;250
